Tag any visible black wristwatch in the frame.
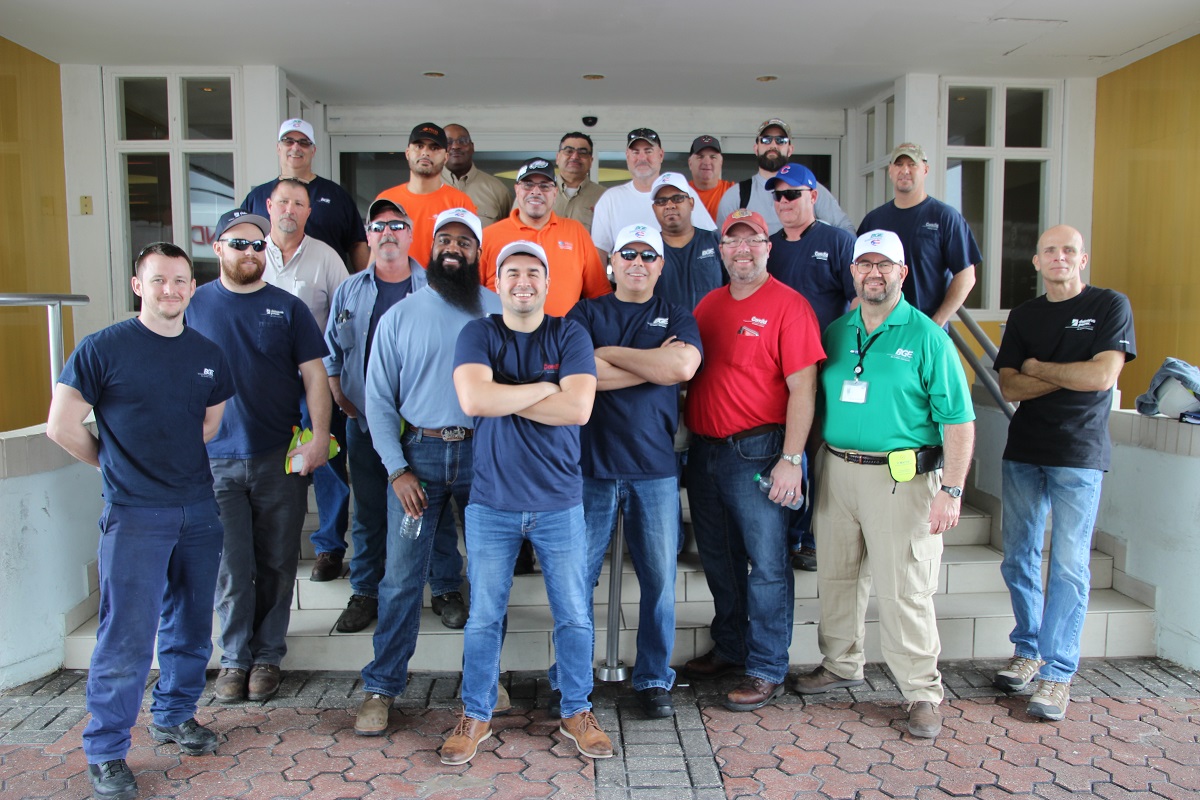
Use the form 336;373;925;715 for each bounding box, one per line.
940;485;963;498
388;466;411;483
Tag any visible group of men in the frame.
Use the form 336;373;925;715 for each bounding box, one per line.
48;114;1135;799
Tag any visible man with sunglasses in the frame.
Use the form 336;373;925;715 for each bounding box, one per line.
566;224;702;719
682;210;824;713
590;128;715;264
764;163;858;573
796;229;974;739
351;207;501;737
186;209;332;705
446;241;610;764
553;132;606;233
442;124;512;228
243;118;369;271
482;157;611;316
650;172;725;311
717;118;855;237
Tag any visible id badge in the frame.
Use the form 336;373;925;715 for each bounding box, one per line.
841;379;868;404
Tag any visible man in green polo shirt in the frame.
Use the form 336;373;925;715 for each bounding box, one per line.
793;229;975;739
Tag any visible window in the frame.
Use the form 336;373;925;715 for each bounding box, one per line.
104;70;240;311
941;81;1059;313
856;93;896;220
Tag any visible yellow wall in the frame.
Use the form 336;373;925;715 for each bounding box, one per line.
1094;34;1200;403
0;37;71;430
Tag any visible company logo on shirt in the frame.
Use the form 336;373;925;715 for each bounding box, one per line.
318;196;331;204
813;251;829;261
891;348;914;361
1067;318;1096;331
748;316;768;328
923;222;939;232
649;317;669;328
264;308;286;318
199;368;215;379
558;241;574;251
700;247;716;259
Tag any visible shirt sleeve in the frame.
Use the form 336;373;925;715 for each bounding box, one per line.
1095;291;1137;361
924;332;976;425
208;348;237;405
58;336;101;405
993;306;1029;372
324;282;347;377
667;305;704;356
779;295;826;376
716;184;739;229
941;207;983;274
557;319;599;379
580;241;614;300
590;192;616;254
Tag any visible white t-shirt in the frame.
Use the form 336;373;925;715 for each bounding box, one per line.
590;180;716;253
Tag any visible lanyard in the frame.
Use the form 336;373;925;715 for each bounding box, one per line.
854;326;884;378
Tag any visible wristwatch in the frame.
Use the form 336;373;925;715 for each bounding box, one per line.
388;466;411;483
780;453;803;467
940;485;963;498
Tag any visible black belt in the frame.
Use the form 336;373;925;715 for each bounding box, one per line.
417;426;473;442
824;444;888;465
697;423;783;445
825;444;944;473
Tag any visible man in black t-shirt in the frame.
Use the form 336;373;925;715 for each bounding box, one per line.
992;225;1136;722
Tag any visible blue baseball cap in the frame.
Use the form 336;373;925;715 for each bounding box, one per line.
765;163;817;192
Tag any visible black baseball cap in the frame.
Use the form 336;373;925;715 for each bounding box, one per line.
409;122;448;148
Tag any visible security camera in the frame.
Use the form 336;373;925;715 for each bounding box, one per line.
582;116;598;128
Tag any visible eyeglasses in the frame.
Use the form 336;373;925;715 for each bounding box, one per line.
368;220;411;233
772;189;810;202
280;137;314;148
446;136;472;146
758;135;790;145
494;333;548;386
652;193;690;207
219;238;267;252
559;145;592;157
852;259;899;274
720;237;769;248
618;249;660;263
518;180;555;193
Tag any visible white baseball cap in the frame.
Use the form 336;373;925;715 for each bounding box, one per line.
614;224;664;257
495;240;550;278
433;207;483;244
278;118;315;143
852;230;906;265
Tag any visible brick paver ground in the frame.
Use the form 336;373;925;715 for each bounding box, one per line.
2;658;1197;799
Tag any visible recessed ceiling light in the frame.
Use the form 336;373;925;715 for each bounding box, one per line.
423;71;445;78
756;75;778;83
583;74;605;81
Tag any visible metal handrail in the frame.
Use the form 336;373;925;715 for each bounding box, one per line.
952;307;1014;420
0;293;90;393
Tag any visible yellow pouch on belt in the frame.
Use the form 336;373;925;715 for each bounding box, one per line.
285;426;342;474
887;449;918;482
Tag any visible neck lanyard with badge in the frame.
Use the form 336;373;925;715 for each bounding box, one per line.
841;325;882;404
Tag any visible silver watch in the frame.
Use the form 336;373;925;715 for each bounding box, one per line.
780;453;803;467
940;485;963;498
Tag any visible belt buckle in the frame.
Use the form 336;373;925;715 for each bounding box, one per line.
844;450;860;463
440;426;467;442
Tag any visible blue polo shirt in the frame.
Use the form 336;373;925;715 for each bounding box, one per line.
767;220;856;335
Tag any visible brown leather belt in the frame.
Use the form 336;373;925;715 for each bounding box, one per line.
418;426;473;442
824;444;888;465
825;443;944;473
697;423;783;444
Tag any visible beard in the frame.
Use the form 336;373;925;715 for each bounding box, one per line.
428;251;483;315
757;150;788;172
221;253;265;286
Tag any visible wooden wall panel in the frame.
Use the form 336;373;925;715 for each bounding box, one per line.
1093;34;1200;404
0;37;71;431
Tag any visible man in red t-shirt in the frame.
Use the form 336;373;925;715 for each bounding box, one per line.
682;209;825;713
376;123;477;268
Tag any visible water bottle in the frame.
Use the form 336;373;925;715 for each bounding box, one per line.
398;481;427;539
755;473;803;510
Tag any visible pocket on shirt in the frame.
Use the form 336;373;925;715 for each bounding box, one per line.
188;376;214;417
334;316;357;354
257;319;291;359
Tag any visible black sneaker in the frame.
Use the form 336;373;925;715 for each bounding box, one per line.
637;687;675;719
432;592;468;629
148;717;219;755
88;759;137;800
791;547;817;571
336;595;378;633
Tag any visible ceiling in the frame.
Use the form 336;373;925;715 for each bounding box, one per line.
5;1;1200;110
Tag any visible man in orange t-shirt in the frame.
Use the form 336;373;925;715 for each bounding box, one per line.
376;123;476;267
480;157;611;317
688;135;735;223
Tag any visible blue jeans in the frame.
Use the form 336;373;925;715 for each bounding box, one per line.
461;503;592;721
1000;460;1104;683
211;449;309;669
686;430;794;684
83;500;223;763
582;476;679;691
360;431;473;696
302;399;350;556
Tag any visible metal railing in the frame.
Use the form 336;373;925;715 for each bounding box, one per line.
951;308;1015;420
0;293;90;393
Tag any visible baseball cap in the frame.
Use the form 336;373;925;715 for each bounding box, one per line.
614;223;664;256
888;142;927;164
278;118;315;143
495;240;550;277
765;163;817;192
432;207;483;244
853;230;906;265
720;209;769;238
651;172;691;198
627;128;661;148
515;157;556;183
409;122;448;148
757;118;791;137
689;135;721;155
367;198;411;222
215;208;270;239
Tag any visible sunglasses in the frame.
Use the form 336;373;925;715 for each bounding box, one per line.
618;249;660;263
368;220;411;233
773;189;810;202
758;135;790;145
280;136;314;148
219;238;267;252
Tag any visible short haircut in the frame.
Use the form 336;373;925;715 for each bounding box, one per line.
559;131;594;150
134;242;193;278
272;176;309;197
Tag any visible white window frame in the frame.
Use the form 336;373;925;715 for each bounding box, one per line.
851;89;897;221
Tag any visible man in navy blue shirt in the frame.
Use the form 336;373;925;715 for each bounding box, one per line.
567;223;702;719
49;243;235;800
650;172;725;311
186;209;331;706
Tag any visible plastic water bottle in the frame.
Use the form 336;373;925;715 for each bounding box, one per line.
754;473;803;510
398;481;428;540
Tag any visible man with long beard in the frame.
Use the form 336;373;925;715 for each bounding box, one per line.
186;209;331;705
351;208;502;737
717;118;855;235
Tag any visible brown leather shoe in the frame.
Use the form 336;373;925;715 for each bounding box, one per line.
560;710;613;759
724;677;784;711
354;693;393;737
440;714;492;765
907;700;942;738
247;664;281;701
213;668;247;703
791;665;865;694
681;649;743;681
310;551;344;582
